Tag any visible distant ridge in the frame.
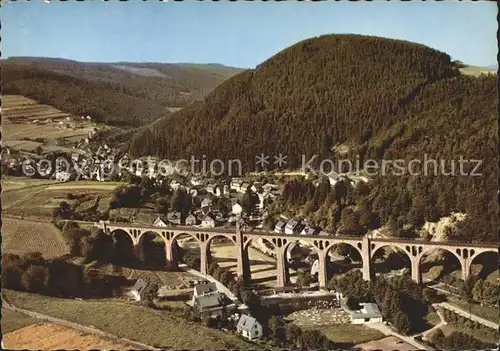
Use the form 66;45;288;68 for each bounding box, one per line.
2;57;244;127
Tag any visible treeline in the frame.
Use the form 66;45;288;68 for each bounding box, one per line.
129;34;497;243
2;58;241;126
2;251;127;298
431;329;496;350
130;34;460;163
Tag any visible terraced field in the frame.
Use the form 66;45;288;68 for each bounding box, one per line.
2;218;68;258
2;179;124;218
2;95;98;153
2;95;73;123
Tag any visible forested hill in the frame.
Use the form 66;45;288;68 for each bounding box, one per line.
129;34;498;243
1;57;243;126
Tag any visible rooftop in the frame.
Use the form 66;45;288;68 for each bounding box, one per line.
349;303;382;320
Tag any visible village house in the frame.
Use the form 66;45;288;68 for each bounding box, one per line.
185;213;199;226
193;281;218;300
285;219;302;235
236;217;253;232
274;221;286;234
193;291;228;318
206;184;216;195
191;177;202;186
201;198;213;215
262;183;278;192
301;227;318;236
170;180;182;190
230;178;243;191
153;216;169;227
236;314;263;341
201;212;217;228
130;278;149;301
167;212;182;225
251;182;263;193
232;201;243;216
238;182;250;194
349;303;383;324
189;188;199;197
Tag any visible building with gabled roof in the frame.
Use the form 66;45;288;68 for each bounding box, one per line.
236;314;263;340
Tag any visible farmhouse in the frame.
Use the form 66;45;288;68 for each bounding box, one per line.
285;219;301;235
153;216;169;227
185;213;199;226
201;213;217;228
193;292;228;318
193;281;218;298
274;221;286;234
236;314;263;340
301;227;318;236
130;278;149;301
349;303;383;324
201;198;213;214
166;212;182;225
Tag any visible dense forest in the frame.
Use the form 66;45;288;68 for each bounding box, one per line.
1;57;242;126
129;34;498;243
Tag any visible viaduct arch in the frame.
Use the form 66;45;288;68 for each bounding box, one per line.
98;222;498;289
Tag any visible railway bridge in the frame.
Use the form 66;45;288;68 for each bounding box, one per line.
95;221;498;289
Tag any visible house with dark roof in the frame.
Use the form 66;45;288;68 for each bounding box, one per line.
237;314;263;340
130;278;149;301
193;281;218;298
193;291;228;318
274;220;286;234
301;227;318;236
285;219;301;235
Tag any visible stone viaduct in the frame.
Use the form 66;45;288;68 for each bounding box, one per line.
95;221;498;289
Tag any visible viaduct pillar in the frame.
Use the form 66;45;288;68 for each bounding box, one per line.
275;247;288;288
235;230;251;283
361;236;372;281
200;242;208;276
317;250;328;290
165;240;178;268
461;258;471;282
411;256;422;284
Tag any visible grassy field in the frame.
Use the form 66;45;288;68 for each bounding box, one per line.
2;218;69;258
2;179;124;218
306;324;385;345
459;65;497;77
1;308;39;333
4;289;258;350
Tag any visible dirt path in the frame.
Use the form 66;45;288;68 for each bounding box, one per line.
366;322;432;350
436;302;499;330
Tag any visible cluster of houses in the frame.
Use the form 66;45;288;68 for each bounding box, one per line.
274;218;330;237
152;177;282;230
130;278;264;341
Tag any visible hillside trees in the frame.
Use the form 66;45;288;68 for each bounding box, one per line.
128;34;497;242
